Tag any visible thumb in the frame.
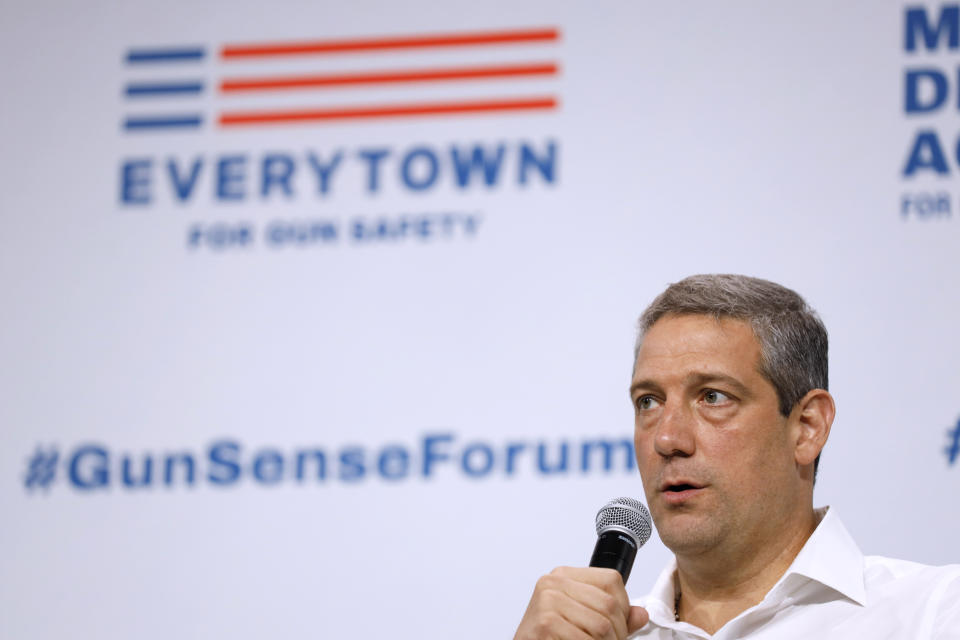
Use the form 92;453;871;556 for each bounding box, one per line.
627;605;649;633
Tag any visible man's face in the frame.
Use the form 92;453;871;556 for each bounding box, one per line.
630;314;800;558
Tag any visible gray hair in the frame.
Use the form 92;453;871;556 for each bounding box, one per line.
635;274;828;417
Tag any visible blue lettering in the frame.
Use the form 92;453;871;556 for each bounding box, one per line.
295;449;326;481
905;69;949;113
903;130;950;176
217;155;247;201
537;442;568;474
252;449;284;484
69;445;110;490
519;141;557;185
306;151;343;195
167;157;203;202
377;446;410;480
504;442;526;475
351;220;370;241
905;5;959;52
461;442;495;477
580;440;634;472
339;447;366;482
900;191;952;218
208;440;242;485
463;214;481;236
163;453;196;486
120;159;152;205
451;144;505;187
400;147;439;191
121;455;153;488
261;154;295;198
422;433;453;477
358;148;390;193
265;220;338;247
188;223;254;251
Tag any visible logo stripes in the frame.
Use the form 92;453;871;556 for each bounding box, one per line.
122;27;560;133
123;46;206;131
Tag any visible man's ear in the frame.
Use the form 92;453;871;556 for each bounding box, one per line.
791;389;835;467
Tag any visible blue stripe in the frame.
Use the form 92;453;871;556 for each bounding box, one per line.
126;48;205;63
124;115;203;131
126;82;205;97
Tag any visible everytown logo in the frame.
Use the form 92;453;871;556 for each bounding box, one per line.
118;27;562;249
22;433;636;493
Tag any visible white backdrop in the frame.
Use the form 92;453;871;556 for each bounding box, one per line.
2;1;959;638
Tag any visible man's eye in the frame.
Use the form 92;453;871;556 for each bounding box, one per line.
703;390;730;405
636;396;660;411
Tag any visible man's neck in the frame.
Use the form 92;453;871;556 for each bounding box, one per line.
674;508;820;635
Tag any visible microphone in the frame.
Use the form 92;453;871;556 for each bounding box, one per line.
589;497;652;585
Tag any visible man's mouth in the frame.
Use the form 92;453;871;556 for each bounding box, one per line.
660;479;703;492
660;480;705;503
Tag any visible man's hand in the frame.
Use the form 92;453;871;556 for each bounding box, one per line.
514;567;650;640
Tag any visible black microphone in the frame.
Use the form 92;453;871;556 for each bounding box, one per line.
589;497;652;585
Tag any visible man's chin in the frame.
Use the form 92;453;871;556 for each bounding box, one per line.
654;511;721;555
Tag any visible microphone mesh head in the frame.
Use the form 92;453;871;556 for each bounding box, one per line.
595;497;652;547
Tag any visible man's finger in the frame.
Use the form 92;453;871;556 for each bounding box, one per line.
549;567;632;618
627;606;650;633
541;590;624;640
514;567;636;640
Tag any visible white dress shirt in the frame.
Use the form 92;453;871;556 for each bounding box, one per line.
630;507;960;639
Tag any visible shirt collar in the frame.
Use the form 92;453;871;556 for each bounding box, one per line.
638;506;867;622
772;506;866;606
641;558;680;626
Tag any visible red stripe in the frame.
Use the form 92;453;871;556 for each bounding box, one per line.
221;27;559;58
220;62;558;92
219;96;557;126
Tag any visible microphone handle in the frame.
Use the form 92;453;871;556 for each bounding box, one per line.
589;530;638;584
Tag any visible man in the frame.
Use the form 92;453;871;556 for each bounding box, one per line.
514;274;959;639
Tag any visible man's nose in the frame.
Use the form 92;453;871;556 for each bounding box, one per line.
653;400;696;457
